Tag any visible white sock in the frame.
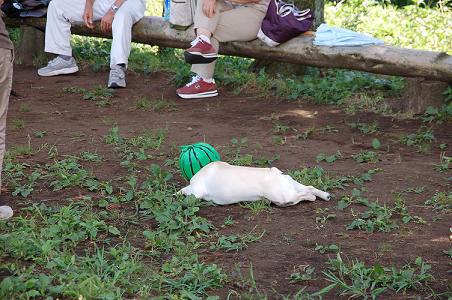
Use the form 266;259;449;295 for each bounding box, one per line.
198;35;211;44
202;77;215;83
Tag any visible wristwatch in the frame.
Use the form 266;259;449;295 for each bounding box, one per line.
111;3;119;13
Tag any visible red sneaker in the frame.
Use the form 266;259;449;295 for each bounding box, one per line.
184;36;218;64
177;75;219;99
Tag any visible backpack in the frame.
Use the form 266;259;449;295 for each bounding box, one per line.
1;0;51;18
258;0;313;47
169;0;197;30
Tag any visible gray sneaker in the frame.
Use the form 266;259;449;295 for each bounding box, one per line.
38;56;79;77
108;65;126;88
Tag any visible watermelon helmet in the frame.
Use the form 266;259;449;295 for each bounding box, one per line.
179;143;221;181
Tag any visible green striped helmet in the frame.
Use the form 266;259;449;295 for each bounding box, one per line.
179;143;221;181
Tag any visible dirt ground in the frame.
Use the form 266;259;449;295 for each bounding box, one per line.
3;66;452;298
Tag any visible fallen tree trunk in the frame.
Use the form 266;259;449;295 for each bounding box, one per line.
5;16;452;83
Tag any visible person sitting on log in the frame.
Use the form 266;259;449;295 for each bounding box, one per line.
176;0;270;99
37;0;146;88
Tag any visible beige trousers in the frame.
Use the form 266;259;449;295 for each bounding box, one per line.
192;0;265;79
0;48;13;189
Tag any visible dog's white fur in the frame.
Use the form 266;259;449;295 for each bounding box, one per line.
180;161;330;206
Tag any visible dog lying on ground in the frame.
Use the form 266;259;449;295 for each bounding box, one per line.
180;161;330;206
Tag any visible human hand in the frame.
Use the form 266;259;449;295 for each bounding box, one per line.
202;0;216;18
101;9;115;33
83;4;94;29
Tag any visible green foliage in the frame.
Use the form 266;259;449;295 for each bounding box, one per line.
345;191;426;232
315;208;337;225
63;85;114;106
393;194;427;224
348;122;379;134
33;130;47;138
19;103;31;113
315;243;340;254
347;201;399;232
371;138;382;150
421;104;452;123
80;151;104;162
316;150;343;163
210;227;265;252
434;152;451;172
289;166;352;191
105;126;166;170
337;188;369;210
352;151;380;163
320;254;433;299
135;96;177;112
240;200;272;215
424;191;452;212
0;203;144;300
325;0;451;53
290;266;316;283
400;127;435;152
11;118;25;130
226;137;254;166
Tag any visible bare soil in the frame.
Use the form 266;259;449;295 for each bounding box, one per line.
4;66;451;298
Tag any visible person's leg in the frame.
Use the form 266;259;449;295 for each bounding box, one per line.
0;48;13;220
183;0;231;65
108;0;146;88
110;0;146;68
178;5;265;99
38;0;112;77
192;6;266;79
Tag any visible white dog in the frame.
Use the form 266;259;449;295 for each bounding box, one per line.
180;161;330;206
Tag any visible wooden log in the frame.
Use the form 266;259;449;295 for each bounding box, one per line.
5;16;452;83
402;79;449;114
15;25;45;66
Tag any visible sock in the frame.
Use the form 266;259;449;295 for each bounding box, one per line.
202;77;214;83
58;55;72;61
198;34;211;44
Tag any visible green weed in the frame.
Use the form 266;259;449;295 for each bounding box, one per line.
315;243;340;254
319;254;433;299
289;166;352;191
83;85;114;106
424;192;452;212
348;122;379;134
210;227;265;252
316;150;343;163
33;130;47;138
240;200;272;215
347;201;398;232
400;127;435;153
352;151;380;163
434;152;451;172
226;138;253;166
135;96;151;110
289;265;316;283
80;151;104;162
11;118;25;130
315;208;336;225
421;104;452;123
19;103;31;113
